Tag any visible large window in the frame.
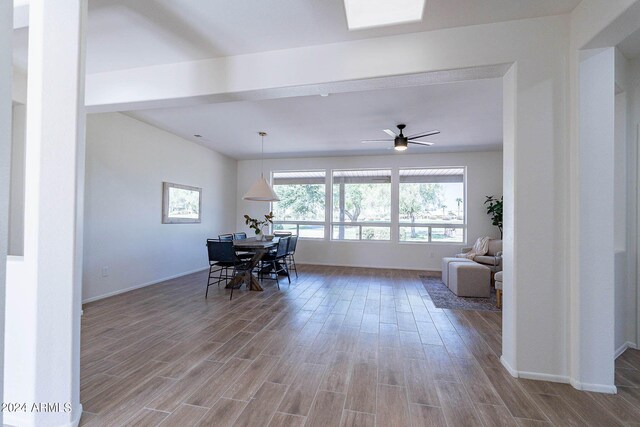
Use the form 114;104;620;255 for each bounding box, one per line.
332;169;391;241
271;171;325;238
398;168;465;243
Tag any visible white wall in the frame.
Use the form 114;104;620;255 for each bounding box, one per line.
82;113;237;302
8;103;25;256
237;151;503;271
611;48;640;357
628;56;640;349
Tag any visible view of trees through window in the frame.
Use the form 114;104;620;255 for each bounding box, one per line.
332;170;391;240
271;168;465;243
272;171;325;238
399;168;465;242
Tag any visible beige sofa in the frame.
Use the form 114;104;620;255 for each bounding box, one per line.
448;262;491;298
461;239;503;273
494;271;503;308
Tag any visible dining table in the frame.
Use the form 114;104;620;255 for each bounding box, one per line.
226;237;278;291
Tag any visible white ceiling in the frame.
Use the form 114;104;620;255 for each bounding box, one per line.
13;0;580;74
127;78;503;159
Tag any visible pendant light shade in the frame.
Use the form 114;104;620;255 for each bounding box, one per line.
243;177;280;201
243;132;280;202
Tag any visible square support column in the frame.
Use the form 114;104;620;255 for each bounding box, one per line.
0;2;13;425
4;1;88;426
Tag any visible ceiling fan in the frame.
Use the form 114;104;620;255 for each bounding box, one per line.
362;124;440;151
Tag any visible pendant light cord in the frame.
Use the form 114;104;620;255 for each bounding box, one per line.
261;133;264;178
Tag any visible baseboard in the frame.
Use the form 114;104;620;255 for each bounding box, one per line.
71;404;83;427
500;355;518;377
82;267;208;304
569;379;617;394
296;261;440;274
3;405;82;427
615;341;639;359
501;356;617;394
4;412;30;427
518;371;570;383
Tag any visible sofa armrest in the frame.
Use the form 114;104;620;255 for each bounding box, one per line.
461;247;472;253
496;251;503;258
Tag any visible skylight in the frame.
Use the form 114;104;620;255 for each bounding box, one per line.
344;0;425;30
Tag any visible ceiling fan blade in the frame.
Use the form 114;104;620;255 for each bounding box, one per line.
383;129;397;137
408;140;434;146
407;130;440;140
361;139;392;143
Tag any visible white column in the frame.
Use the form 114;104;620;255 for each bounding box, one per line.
575;47;616;392
0;1;13;425
4;1;88;426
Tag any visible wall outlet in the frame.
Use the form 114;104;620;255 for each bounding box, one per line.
102;267;109;278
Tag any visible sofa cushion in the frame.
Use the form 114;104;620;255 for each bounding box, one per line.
441;257;475;287
474;255;501;266
494;271;503;290
487;239;502;256
449;263;491;298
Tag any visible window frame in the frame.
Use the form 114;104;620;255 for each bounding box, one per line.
397;166;467;245
330;168;392;242
270;169;328;240
267;166;468;244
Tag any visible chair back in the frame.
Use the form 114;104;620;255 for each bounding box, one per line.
287;235;298;254
218;234;233;241
207;239;237;263
233;232;247;240
275;236;290;258
274;231;292;237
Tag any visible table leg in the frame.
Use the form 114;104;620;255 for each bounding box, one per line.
226;250;266;291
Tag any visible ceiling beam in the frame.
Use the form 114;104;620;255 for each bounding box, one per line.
83;14;562;113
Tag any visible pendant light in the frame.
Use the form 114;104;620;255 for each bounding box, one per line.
243;132;280;202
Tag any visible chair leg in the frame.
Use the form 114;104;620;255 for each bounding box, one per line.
273;261;280;289
283;261;291;284
217;266;225;288
206;265;213;298
291;254;298;278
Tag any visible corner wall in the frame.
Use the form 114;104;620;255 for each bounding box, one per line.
236;151;503;271
8;103;25;256
82;113;237;302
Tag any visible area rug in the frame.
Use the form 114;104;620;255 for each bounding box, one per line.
419;275;501;312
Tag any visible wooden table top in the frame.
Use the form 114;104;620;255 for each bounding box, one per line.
232;237;278;249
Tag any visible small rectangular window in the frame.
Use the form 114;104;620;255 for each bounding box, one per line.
398;168;465;243
332;169;391;241
272;170;326;239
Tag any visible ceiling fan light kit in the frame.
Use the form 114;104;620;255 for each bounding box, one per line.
362;123;440;151
243;131;280;202
394;140;408;151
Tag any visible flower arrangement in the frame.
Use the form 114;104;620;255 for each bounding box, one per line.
243;212;274;236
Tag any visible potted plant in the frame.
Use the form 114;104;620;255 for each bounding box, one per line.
484;196;503;238
243;212;274;240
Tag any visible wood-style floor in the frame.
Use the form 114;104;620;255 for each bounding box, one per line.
80;265;640;426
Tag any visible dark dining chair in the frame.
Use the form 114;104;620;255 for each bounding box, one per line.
218;234;233;241
206;239;252;300
286;235;299;278
233;232;247;240
273;231;292;237
260;236;291;288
